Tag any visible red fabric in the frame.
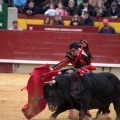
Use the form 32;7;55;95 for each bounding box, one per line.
82;68;89;72
21;86;27;91
85;64;97;71
53;58;70;70
21;64;59;119
77;68;84;76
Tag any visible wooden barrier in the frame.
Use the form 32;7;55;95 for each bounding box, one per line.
27;24;99;33
0;30;120;64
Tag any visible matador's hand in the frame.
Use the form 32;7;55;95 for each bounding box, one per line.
66;52;75;60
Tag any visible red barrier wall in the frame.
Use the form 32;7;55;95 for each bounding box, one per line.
27;24;99;33
0;63;13;72
0;30;120;64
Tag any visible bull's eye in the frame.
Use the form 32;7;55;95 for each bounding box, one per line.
49;91;53;96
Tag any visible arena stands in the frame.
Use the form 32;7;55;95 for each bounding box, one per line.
2;0;120;33
18;14;120;33
27;24;99;32
0;1;120;76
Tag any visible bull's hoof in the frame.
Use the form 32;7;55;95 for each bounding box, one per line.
49;116;56;120
85;113;92;118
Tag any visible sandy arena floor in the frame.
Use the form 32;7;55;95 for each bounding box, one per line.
0;73;117;120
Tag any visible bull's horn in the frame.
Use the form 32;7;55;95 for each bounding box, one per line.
37;95;44;100
44;80;56;84
32;95;44;101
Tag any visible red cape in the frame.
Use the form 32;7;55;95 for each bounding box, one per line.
21;64;59;119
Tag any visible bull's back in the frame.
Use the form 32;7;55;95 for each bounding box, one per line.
89;72;119;95
99;72;120;86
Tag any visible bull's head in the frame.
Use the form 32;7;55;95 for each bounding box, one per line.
43;79;63;112
33;80;56;101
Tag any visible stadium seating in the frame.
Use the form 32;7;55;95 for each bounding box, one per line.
18;14;120;33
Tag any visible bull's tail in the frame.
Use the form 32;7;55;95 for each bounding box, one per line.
113;82;120;120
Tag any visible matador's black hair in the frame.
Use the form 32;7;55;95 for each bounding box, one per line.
69;41;79;49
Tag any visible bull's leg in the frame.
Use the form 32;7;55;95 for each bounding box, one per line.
113;101;120;120
113;84;120;120
94;105;110;119
93;110;102;120
78;91;91;120
50;104;71;119
79;108;86;120
113;98;120;120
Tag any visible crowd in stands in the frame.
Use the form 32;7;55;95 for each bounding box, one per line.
4;0;119;34
4;0;120;18
8;17;116;34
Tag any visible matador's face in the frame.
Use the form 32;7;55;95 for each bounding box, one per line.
69;48;79;57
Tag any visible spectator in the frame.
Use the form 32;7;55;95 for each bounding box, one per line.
13;0;26;13
77;0;83;6
99;19;116;34
69;14;81;26
66;0;78;16
44;17;51;25
100;0;106;4
89;0;98;8
8;20;23;31
37;0;50;7
52;15;64;25
44;3;56;16
100;0;106;7
34;0;61;14
93;1;108;17
80;11;94;26
50;0;62;8
78;0;94;16
56;2;68;16
108;1;120;19
23;0;38;15
62;0;77;7
104;0;114;10
38;0;50;14
116;0;120;8
39;0;62;9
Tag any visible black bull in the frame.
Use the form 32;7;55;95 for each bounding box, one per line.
43;72;120;120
